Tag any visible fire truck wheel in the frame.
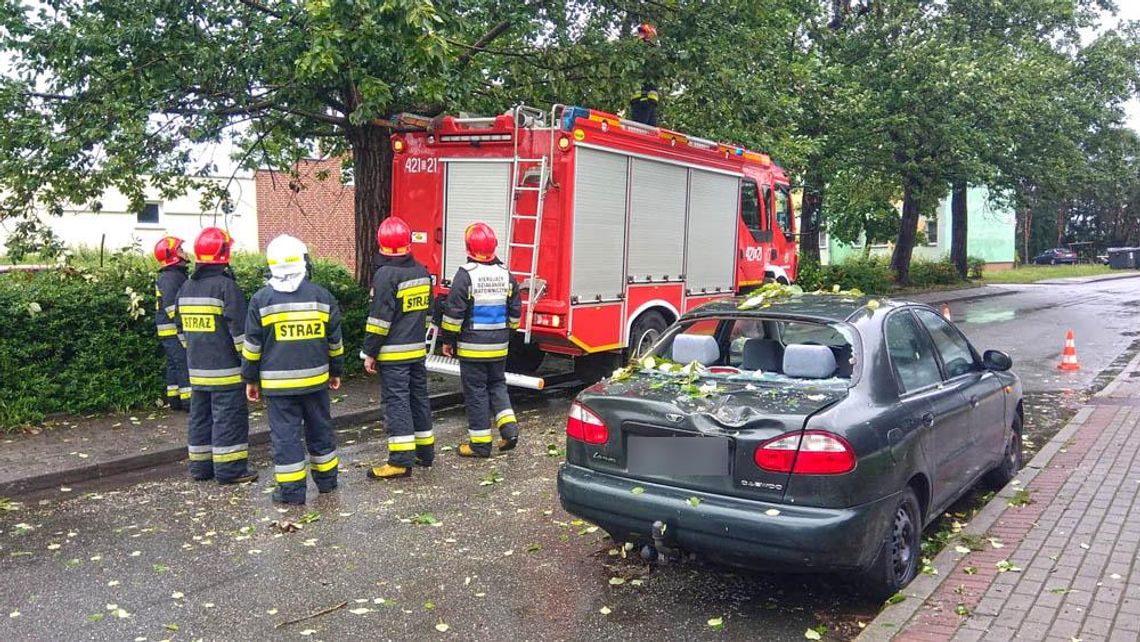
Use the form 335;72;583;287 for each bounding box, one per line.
628;310;670;359
507;336;546;375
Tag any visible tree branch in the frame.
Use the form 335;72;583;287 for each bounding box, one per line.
238;0;285;19
455;20;515;69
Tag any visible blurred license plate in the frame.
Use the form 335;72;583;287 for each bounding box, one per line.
626;436;729;476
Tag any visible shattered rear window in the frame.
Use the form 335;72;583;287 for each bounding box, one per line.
640;316;858;388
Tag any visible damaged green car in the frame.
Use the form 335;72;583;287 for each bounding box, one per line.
557;293;1022;599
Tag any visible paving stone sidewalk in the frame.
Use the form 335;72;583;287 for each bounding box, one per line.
861;353;1140;642
0;374;463;497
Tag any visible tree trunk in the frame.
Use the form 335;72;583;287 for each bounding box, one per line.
799;168;824;263
891;180;921;285
349;124;393;285
950;180;968;278
1055;200;1066;248
1022;206;1032;265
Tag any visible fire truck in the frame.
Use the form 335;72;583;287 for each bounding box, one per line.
390;104;797;382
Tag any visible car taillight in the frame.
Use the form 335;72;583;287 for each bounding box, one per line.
566;401;608;445
754;430;855;475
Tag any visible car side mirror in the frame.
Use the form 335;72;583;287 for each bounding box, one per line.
983;350;1012;372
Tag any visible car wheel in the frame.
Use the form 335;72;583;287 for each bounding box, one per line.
506;336;546;375
856;488;921;602
573;352;622;384
628;311;669;360
984;414;1023;490
1050;258;1057;265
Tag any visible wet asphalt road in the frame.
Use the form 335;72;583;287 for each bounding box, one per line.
0;389;877;642
4;278;1140;642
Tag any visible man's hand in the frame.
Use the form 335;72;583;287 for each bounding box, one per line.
441;343;454;358
246;383;261;402
329;376;341;390
364;355;377;375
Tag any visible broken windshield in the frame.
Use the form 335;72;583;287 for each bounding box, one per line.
635;315;859;389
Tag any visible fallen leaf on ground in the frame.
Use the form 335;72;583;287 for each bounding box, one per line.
599;606;612;615
805;629;822;640
954;545;971;554
349;608;372;615
299;630;316;636
435;622;449;632
707;617;724;631
171;592;184;600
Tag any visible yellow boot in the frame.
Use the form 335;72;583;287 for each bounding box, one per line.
367;464;411;479
457;443;491;459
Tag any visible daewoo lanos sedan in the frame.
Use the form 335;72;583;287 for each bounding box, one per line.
557;294;1023;599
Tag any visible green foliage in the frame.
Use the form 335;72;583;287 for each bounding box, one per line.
0;252;367;429
3;218;65;263
907;258;963;289
797;256;893;294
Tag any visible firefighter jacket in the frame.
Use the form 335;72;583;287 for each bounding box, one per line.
241;279;344;396
155;263;189;339
363;255;432;365
175;265;247;391
440;259;521;361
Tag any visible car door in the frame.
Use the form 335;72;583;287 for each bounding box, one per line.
884;309;972;510
914;308;1007;481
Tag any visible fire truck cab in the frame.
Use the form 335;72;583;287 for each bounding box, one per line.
390;104;796;381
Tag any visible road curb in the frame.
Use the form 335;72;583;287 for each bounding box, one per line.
1032;270;1140;285
0;392;466;498
855;351;1140;641
903;286;1017;306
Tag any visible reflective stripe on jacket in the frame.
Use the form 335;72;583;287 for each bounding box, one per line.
440;260;521;362
155;265;188;338
242;280;344;396
363;255;432;365
176;265;247;391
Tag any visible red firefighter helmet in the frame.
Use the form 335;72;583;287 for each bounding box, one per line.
193;227;233;264
464;222;498;262
153;236;185;267
377;216;412;257
636;23;658;44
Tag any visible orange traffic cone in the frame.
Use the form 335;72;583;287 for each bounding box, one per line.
1057;330;1080;371
941;304;952;321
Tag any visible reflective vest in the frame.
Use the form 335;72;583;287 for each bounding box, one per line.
241;280;345;396
363;255;432;365
176;266;247;391
440;260;521;362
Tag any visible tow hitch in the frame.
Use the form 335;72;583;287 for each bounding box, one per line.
646;520;681;564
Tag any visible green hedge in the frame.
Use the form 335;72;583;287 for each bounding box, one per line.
797;255;968;293
0;252;368;429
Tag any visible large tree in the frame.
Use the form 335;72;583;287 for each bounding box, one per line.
0;0;814;281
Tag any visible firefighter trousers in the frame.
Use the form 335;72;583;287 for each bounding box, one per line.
161;338;191;409
187;387;253;482
379;360;434;468
268;391;338;503
459;359;519;457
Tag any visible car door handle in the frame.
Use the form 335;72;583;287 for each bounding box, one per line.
970;396;979;408
921;412;935;428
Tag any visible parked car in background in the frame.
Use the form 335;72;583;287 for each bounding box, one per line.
1032;248;1079;265
557;294;1023;599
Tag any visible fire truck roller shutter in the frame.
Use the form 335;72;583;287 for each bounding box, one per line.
628;159;687;282
571;148;629;302
443;161;512;279
685;170;740;293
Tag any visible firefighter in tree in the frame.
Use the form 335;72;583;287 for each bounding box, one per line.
175;227;258;484
629;22;661;126
363;217;435;479
154;236;192;411
242;235;344;504
440;223;522;458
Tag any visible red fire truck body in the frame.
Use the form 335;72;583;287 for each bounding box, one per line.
390;105;796;376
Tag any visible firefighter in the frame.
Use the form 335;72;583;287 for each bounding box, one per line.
154;236;192;411
629;23;661;127
363;216;434;480
175;227;258;484
439;222;522;458
242;235;343;504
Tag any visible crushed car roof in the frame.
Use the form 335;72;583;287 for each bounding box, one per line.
683;293;909;323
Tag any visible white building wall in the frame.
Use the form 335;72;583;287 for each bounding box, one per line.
0;176;258;257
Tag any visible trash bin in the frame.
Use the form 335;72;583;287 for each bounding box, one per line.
1107;247;1133;269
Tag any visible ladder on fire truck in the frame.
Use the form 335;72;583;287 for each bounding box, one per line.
505;105;551;345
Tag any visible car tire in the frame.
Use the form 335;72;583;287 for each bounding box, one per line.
506;336;546;375
984;413;1023;490
574;352;622;384
856;488;921;602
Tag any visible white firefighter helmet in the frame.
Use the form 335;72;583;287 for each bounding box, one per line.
266;234;309;291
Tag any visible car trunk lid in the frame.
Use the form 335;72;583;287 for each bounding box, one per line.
570;374;848;504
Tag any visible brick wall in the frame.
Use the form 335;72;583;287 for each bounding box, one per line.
256;158;356;269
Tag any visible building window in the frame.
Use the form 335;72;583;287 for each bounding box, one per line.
137;203;160;225
925;217;938;245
